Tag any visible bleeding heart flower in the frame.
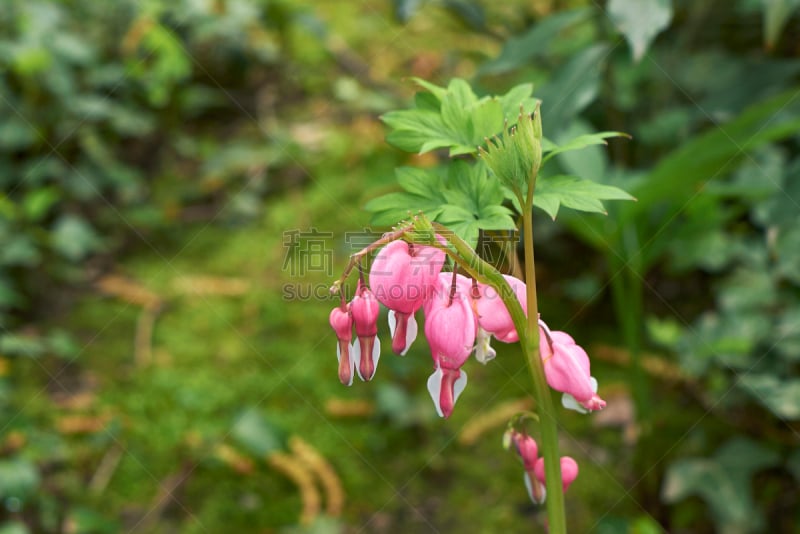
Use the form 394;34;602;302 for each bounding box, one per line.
475;274;527;343
329;304;354;386
424;272;476;418
350;281;381;381
370;239;445;355
538;319;606;413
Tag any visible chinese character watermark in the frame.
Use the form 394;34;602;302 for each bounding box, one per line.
282;228;334;277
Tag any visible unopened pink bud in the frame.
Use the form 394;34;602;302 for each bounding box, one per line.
512;432;538;470
534;456;579;493
330;305;354;386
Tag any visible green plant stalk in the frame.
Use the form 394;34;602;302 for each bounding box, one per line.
607;245;650;427
522;180;565;533
429;213;566;532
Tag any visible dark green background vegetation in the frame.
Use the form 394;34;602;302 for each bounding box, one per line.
1;0;799;532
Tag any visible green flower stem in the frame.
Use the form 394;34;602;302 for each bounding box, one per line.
522;203;566;534
329;223;414;295
607;231;651;427
426;219;566;533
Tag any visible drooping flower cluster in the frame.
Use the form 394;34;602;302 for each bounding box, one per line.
510;431;578;505
329;280;381;386
329;235;606;420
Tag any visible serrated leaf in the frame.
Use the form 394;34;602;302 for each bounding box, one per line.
382;78;506;156
608;0;673;62
498;83;537;121
395;167;444;197
367;162;514;243
365;193;445;226
542;131;629;165
554;120;609;179
365;167;449;225
438;205;481;246
468;99;505;149
445;161;515;228
410;77;448;102
534;175;635;219
382;109;451;153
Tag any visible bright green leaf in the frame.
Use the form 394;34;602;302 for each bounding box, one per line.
0;333;45;358
553;120;609;179
534;175;635;219
542;131;629;165
22;187;60;222
410;77;448;102
383;78;510;156
498;83;537;120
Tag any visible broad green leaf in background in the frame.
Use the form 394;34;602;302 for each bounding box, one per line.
478;8;592;75
441;0;487;32
0;522;29;534
662;437;780;533
763;0;800;49
22;187;60;222
50;214;104;262
392;0;423;22
607;0;673;62
230;408;286;457
788;448;800;482
738;374;800;419
536;44;610;136
533;175;635;219
63;508;119;534
568;88;800;257
0;458;40;500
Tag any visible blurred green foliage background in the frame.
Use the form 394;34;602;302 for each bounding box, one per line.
1;0;799;532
